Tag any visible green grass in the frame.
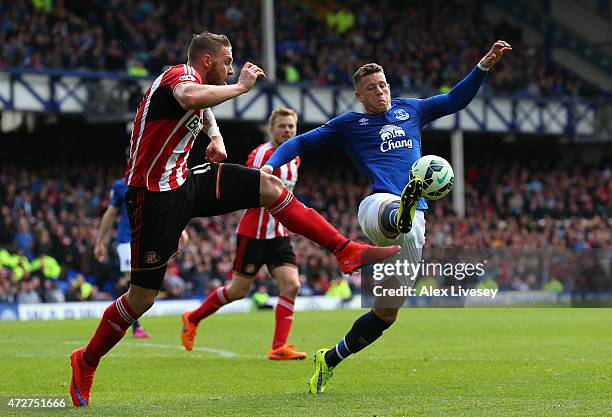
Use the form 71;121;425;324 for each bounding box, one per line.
0;309;611;416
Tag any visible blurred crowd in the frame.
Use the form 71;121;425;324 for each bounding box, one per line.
0;1;609;305
0;155;610;304
0;0;605;97
429;160;611;248
276;1;603;97
0;0;260;75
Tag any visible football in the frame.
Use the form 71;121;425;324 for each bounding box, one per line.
409;155;454;200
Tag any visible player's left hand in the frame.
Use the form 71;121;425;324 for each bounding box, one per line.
479;40;512;69
206;136;227;162
94;241;107;263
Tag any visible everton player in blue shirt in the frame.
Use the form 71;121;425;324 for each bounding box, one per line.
263;40;512;394
95;178;151;338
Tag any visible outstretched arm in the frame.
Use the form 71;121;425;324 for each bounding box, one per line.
173;62;265;109
420;40;512;126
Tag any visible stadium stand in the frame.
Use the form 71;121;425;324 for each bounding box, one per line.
0;0;261;74
0;0;606;96
275;0;605;96
1;141;609;302
0;0;609;305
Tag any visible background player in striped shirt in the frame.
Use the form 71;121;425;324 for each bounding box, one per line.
181;108;307;360
69;32;400;407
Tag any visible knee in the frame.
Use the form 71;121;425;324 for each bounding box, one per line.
126;289;157;315
141;295;156;311
281;279;300;299
259;173;284;207
373;308;399;324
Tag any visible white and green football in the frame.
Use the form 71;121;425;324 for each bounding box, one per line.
409;155;454;200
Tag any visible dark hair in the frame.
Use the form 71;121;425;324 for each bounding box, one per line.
187;32;231;63
353;63;384;89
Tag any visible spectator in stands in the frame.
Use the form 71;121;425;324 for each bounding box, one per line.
127;57;149;77
282;55;301;83
14;217;34;260
252;285;273;309
163;265;186;299
0;267;16;303
298;274;315;296
325;276;352;300
189;260;213;296
43;279;66;303
30;251;61;280
66;274;96;302
17;277;42;304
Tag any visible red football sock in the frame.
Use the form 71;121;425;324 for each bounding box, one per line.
83;294;139;367
272;295;295;349
189;286;230;325
268;188;348;253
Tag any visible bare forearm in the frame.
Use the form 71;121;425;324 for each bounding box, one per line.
182;84;246;109
96;208;116;244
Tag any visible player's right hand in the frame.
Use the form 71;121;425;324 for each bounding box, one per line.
260;165;273;174
94;242;107;263
237;62;265;93
206;136;227;162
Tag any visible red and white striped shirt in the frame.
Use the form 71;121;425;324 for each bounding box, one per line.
237;142;300;239
125;64;204;192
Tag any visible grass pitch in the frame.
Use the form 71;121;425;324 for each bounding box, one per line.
0;308;611;416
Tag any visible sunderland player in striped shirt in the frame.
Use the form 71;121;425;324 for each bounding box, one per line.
263;40;512;393
181;108;307;360
68;32;400;407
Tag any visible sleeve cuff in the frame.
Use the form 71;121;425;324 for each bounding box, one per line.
207;126;221;138
477;62;490;72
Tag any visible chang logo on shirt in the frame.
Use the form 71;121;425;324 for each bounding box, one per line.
379;124;412;152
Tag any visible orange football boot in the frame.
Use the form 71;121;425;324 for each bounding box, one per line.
180;311;198;351
268;344;307;360
335;241;401;274
70;348;96;407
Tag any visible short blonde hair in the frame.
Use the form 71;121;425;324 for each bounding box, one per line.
353;63;384;89
188;32;231;62
268;107;298;129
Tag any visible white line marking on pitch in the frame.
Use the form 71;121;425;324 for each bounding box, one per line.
3;338;250;358
122;342;241;358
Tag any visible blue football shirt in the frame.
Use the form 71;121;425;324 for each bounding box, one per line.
266;65;488;210
110;178;131;244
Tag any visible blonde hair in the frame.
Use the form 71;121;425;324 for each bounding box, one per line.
268;107;298;129
353;63;384;89
188;32;231;62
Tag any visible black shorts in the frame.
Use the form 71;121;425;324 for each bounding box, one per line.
233;234;297;277
126;163;261;290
